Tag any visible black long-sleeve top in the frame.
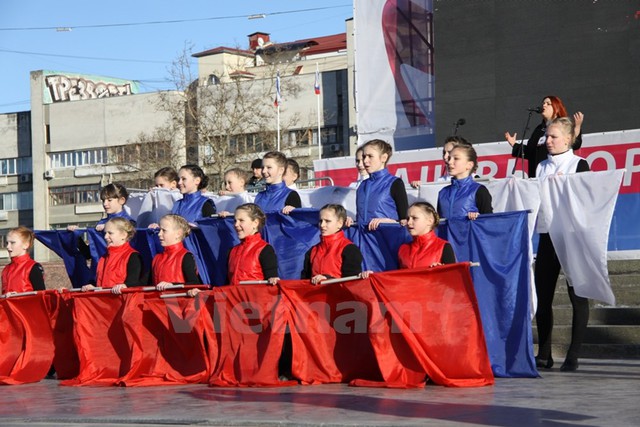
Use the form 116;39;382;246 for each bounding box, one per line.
300;244;363;279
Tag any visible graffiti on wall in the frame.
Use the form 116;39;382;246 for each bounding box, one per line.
43;72;140;104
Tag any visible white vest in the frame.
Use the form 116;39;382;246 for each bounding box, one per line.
536;150;583;179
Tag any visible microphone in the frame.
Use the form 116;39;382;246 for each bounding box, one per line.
527;107;542;113
455;118;466;126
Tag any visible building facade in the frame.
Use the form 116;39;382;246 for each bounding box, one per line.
1;20;355;262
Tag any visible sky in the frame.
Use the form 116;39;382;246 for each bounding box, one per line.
0;0;353;114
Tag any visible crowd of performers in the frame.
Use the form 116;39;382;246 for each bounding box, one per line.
2;95;590;373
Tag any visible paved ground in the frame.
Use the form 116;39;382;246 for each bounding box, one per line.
0;358;638;426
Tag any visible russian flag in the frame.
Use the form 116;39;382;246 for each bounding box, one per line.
314;69;321;95
274;71;282;107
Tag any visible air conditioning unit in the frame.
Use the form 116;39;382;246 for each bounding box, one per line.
19;174;32;183
329;144;342;152
44;169;55;180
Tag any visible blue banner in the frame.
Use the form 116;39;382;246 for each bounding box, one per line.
438;211;537;378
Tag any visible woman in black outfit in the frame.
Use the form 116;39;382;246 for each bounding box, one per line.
534;117;590;372
505;95;584;177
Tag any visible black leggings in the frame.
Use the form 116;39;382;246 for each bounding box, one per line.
535;233;590;361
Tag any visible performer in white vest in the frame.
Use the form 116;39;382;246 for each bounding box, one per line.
535;117;590;372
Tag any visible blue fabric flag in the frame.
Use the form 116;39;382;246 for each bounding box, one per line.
345;224;411;272
260;209;321;280
438;211;537;378
34;230;93;288
188;218;238;287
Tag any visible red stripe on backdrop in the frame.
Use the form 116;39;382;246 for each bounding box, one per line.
315;140;640;193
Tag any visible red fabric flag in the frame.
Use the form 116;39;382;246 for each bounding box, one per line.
351;264;494;388
44;292;80;380
118;292;210;386
61;292;144;386
0;293;54;384
279;280;382;385
207;285;294;387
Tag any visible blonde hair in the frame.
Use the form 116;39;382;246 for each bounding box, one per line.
160;214;191;238
235;203;266;231
8;226;35;249
106;217;136;241
549;117;576;145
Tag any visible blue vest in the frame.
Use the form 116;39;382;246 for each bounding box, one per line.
356;169;399;224
171;192;213;222
437;176;480;219
254;182;292;212
97;209;136;226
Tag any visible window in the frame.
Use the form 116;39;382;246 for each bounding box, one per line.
0;191;33;211
0;157;32;176
50;149;107;169
49;185;100;206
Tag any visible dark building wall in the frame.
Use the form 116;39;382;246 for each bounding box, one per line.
433;0;640;144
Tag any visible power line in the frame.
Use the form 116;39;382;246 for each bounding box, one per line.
0;48;172;64
0;5;351;32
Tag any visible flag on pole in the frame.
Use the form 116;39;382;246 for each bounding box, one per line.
314;68;321;95
274;71;281;107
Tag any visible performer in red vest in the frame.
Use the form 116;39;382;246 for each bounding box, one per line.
153;214;201;290
399;202;456;268
301;204;362;284
2;226;45;295
188;203;278;297
81;217;144;294
226;203;279;286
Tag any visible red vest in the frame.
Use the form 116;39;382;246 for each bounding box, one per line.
398;231;448;269
96;242;138;288
310;231;353;278
152;242;193;284
2;253;39;293
227;233;268;286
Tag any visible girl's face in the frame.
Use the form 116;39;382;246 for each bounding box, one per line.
155;176;177;189
362;145;388;174
355;150;368;177
6;232;29;258
178;169;201;194
103;222;128;247
224;173;245;193
318;209;344;236
545;124;571;155
447;148;474;179
406;206;436;237
541;97;555;121
234;209;260;240
261;158;285;184
158;218;183;247
102;196;126;215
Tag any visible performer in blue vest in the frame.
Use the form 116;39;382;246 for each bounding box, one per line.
254;151;301;213
172;164;216;222
355;139;408;230
437;144;492;220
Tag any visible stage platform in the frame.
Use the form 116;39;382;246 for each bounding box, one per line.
0;359;638;426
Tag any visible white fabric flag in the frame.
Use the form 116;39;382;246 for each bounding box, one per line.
486;177;542;318
539;169;624;305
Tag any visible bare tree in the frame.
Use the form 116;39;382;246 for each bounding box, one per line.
122;42;302;191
